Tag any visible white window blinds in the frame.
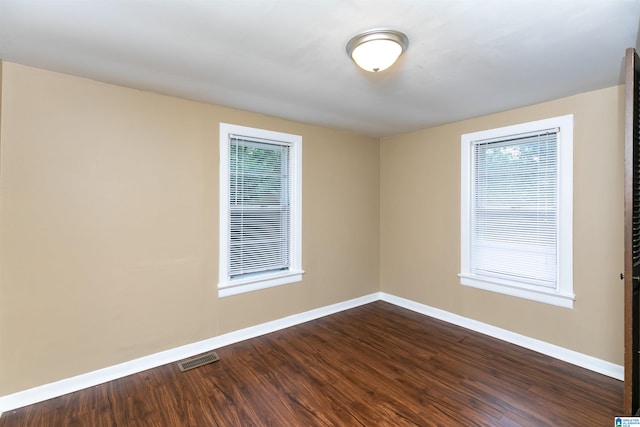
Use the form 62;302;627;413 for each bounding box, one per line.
229;137;290;278
471;129;558;288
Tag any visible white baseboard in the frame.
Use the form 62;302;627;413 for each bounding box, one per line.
0;291;623;415
0;293;379;414
379;292;624;381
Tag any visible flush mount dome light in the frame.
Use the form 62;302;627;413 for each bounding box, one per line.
346;29;409;72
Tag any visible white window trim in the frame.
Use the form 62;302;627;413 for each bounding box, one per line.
218;123;303;298
459;115;574;309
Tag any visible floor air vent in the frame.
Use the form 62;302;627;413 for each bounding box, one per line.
177;351;220;372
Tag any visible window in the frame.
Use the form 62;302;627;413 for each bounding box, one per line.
219;123;303;297
460;115;574;308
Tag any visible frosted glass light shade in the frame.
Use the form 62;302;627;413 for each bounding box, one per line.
346;29;408;73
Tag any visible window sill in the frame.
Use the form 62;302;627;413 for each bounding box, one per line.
459;273;574;309
218;269;305;298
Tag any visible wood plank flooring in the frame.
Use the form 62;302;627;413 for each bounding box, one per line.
0;301;623;426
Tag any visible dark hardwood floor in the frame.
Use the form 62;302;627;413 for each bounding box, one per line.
0;301;623;426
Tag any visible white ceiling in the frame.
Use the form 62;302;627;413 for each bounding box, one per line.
0;0;639;138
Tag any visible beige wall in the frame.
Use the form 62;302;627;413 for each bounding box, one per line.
381;85;625;364
0;62;380;395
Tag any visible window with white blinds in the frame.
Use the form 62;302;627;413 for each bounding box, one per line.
229;138;290;277
460;115;574;308
472;131;557;287
219;123;303;298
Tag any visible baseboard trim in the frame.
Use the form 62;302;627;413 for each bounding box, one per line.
0;293;379;413
379;292;624;381
0;291;623;414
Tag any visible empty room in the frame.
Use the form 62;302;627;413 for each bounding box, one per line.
0;0;639;425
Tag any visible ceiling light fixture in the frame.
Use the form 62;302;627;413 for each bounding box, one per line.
346;29;409;73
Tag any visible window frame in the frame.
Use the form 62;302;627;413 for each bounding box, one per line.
218;123;303;298
459;115;574;309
